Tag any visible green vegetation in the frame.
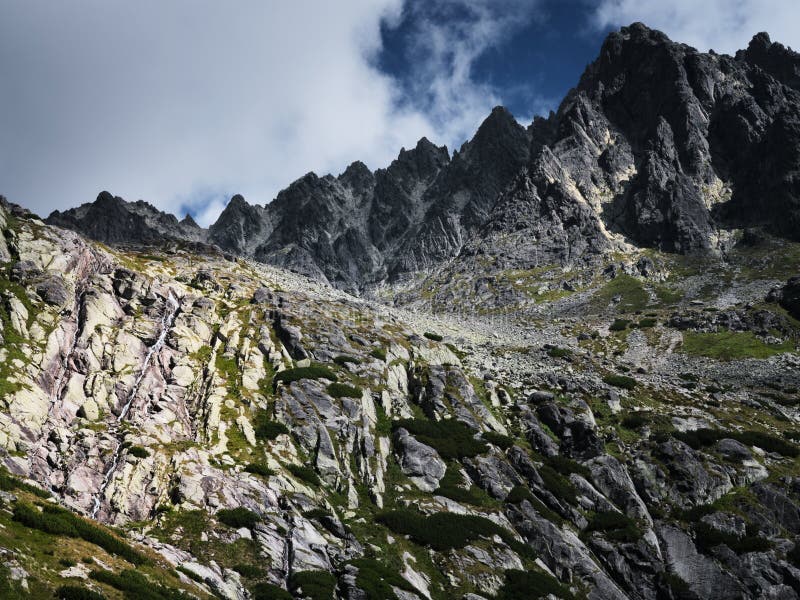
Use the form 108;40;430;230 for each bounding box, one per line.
244;463;274;478
326;382;363;399
681;331;794;360
250;582;292;599
595;274;649;312
273;365;338;386
636;317;658;328
0;468;50;498
90;569;191;600
609;319;631;332
496;569;573;600
547;347;572;358
349;558;419;600
288;570;336;600
127;446;150;459
333;355;360;366
436;465;494;507
376;509;535;558
538;464;577;504
56;586;107;600
233;564;264;579
603;374;638;390
216;507;260;529
672;428;798;457
13;502;147;565
585;511;642;543
370;348;387;361
393;418;487;459
693;522;771;554
423;331;443;341
621;412;649;430
253;412;290;441
482;431;514;450
287;464;320;487
545;455;591;479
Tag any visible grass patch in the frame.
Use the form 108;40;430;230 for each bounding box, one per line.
603;375;637;390
393;418;487;459
90;569;191;600
585;511;642;543
273;365;337;386
56;586;107;600
349;558;419;600
538;464;577;504
253;412;289;441
370;348;387;361
681;331;794;361
496;569;573;600
595;274;649;312
483;431;514;450
326;382;363;399
436;465;495;507
376;509;535;558
13;502;147;565
0;469;50;498
216;507;260;529
423;332;443;342
287;464;320;487
333;355;360;366
244;463;274;478
545;455;591;479
547;347;572;358
288;570;336;600
673;428;798;457
250;582;292;599
609;319;631;332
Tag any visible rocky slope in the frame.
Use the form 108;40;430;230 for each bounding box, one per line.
5;171;800;600
46;24;800;294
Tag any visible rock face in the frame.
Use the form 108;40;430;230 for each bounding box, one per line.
46;24;800;290
4;22;800;600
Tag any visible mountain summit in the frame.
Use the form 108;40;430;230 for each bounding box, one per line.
47;24;800;291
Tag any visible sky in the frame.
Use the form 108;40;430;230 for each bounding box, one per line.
1;0;799;225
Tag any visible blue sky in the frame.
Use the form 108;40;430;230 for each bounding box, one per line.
1;0;799;225
378;0;614;124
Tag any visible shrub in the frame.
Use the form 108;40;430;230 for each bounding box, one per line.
496;569;573;600
127;446;149;459
217;507;260;529
483;431;514;450
0;468;50;498
585;511;642;543
13;503;147;565
423;332;443;342
547;347;572;358
253;412;289;441
233;564;264;579
506;485;535;504
637;317;658;328
609;319;631;332
289;570;337;600
273;365;337;386
370;348;387;361
333;355;360;366
90;569;191;600
56;586;107;600
350;559;418;599
326;382;363;399
673;428;799;457
538;464;577;504
287;464;320;487
393;418;487;459
59;558;77;568
251;583;292;600
375;509;534;558
603;374;637;390
621;412;649;430
787;543;800;567
436;465;493;507
244;463;274;478
545;455;591;479
693;522;771;554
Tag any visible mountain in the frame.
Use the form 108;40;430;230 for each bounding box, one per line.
1;23;800;600
46;24;800;292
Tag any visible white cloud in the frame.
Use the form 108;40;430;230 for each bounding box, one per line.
0;0;540;225
592;0;800;55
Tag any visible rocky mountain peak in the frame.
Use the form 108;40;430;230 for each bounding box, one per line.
740;30;800;90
